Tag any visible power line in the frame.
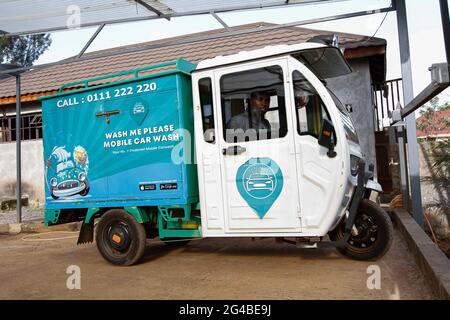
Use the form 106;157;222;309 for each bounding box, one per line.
362;11;389;44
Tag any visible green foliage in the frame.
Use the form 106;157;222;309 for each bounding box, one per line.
442;101;450;111
418;95;450;178
0;34;52;67
432;140;450;178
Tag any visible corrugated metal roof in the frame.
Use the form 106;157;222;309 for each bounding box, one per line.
0;0;351;35
0;22;386;102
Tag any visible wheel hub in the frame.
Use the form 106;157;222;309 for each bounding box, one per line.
108;224;131;252
349;214;379;249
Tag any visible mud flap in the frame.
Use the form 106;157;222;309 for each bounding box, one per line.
77;221;94;245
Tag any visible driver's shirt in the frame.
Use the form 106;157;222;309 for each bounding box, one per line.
227;112;271;132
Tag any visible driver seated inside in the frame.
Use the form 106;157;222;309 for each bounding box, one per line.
294;88;310;109
226;91;272;133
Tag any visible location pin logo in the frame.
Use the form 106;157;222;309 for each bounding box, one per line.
236;158;283;219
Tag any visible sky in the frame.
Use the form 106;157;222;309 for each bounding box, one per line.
34;0;449;103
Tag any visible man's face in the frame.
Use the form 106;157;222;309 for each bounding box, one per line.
251;94;270;114
295;95;308;108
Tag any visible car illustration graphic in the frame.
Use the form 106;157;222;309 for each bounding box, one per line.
245;173;274;192
47;146;90;199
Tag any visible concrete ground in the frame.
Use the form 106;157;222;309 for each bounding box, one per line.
0;228;434;300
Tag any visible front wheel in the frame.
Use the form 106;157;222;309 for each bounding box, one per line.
329;199;393;261
95;209;146;266
79;180;90;196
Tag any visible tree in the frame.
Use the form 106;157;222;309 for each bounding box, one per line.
432;140;450;178
0;34;52;67
417;95;450;232
417;95;450;178
417;96;449;138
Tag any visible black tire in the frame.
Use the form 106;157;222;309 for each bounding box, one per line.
95;209;146;266
51;193;59;200
79;180;90;196
161;237;191;246
329;199;393;261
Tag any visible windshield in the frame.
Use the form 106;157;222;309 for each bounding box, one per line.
293;47;352;79
327;89;359;144
56;160;75;172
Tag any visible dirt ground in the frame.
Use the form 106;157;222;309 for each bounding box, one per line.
0;228;435;300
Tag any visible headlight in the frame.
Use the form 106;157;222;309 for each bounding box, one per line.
50;178;58;187
350;155;360;176
78;172;86;181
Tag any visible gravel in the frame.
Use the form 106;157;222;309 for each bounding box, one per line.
0;207;44;225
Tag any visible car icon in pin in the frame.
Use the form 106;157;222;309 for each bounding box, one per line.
133;103;145;114
245;173;274;192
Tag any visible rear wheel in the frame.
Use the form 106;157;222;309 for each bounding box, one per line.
329;199;393;261
95;209;146;266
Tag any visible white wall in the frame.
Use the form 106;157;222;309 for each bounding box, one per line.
0;140;45;205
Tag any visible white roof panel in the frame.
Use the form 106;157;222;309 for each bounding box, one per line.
196;42;326;70
195;42;353;79
0;0;350;35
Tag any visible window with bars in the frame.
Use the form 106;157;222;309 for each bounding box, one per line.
0;112;43;143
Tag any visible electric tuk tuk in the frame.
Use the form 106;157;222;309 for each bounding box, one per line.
40;42;393;265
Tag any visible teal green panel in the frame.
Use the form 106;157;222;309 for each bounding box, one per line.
84;207;100;223
124;206;150;223
41;69;199;208
44;209;61;226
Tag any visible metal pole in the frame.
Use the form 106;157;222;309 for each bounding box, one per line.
439;0;450;64
15;74;22;223
397;125;410;210
77;24;105;58
211;12;231;31
133;0;170;20
395;0;424;227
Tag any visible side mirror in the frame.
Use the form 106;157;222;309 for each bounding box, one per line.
318;119;337;158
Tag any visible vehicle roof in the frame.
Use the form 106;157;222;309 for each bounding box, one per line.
195;42;327;71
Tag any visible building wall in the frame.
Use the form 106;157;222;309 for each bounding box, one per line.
418;140;450;208
1;100;41;115
327;58;377;168
0;139;44;205
0;102;45;206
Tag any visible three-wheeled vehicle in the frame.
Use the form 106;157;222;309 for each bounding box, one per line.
41;42;393;265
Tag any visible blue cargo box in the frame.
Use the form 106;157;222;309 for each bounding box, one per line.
39;59;198;210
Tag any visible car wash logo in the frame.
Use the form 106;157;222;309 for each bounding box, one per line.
45;145;90;200
130;100;149;125
236;158;283;219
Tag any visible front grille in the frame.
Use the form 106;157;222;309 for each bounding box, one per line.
57;180;79;190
